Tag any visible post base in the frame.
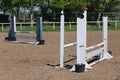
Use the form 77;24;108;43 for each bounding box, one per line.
75;64;85;73
37;40;45;45
5;37;16;41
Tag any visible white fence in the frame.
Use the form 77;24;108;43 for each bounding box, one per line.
0;20;119;32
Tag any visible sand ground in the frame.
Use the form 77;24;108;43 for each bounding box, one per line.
0;31;120;80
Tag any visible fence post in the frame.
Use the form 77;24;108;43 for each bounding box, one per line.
53;22;55;31
69;22;72;30
20;23;22;30
115;21;118;29
2;24;3;32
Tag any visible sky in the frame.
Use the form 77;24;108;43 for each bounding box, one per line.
0;5;42;14
0;10;3;14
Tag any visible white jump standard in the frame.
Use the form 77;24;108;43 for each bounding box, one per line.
60;11;113;72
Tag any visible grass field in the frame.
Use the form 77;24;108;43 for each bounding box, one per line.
0;22;120;32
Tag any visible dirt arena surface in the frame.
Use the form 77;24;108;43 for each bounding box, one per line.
0;31;120;80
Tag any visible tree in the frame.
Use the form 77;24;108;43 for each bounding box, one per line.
33;0;51;19
87;0;120;25
0;0;12;14
105;0;120;11
49;0;88;21
0;0;30;20
50;0;86;9
1;0;120;22
29;0;50;25
86;0;112;25
11;0;29;21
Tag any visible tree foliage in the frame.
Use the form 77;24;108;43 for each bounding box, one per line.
50;0;86;9
0;0;12;13
0;0;120;21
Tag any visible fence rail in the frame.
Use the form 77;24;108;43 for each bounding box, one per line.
0;20;119;32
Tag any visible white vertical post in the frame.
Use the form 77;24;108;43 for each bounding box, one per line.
76;10;87;64
103;17;108;57
83;11;87;26
76;17;86;64
83;11;87;48
103;16;113;59
60;14;64;68
14;16;16;32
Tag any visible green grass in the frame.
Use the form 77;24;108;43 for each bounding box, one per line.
108;22;120;30
0;23;120;33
